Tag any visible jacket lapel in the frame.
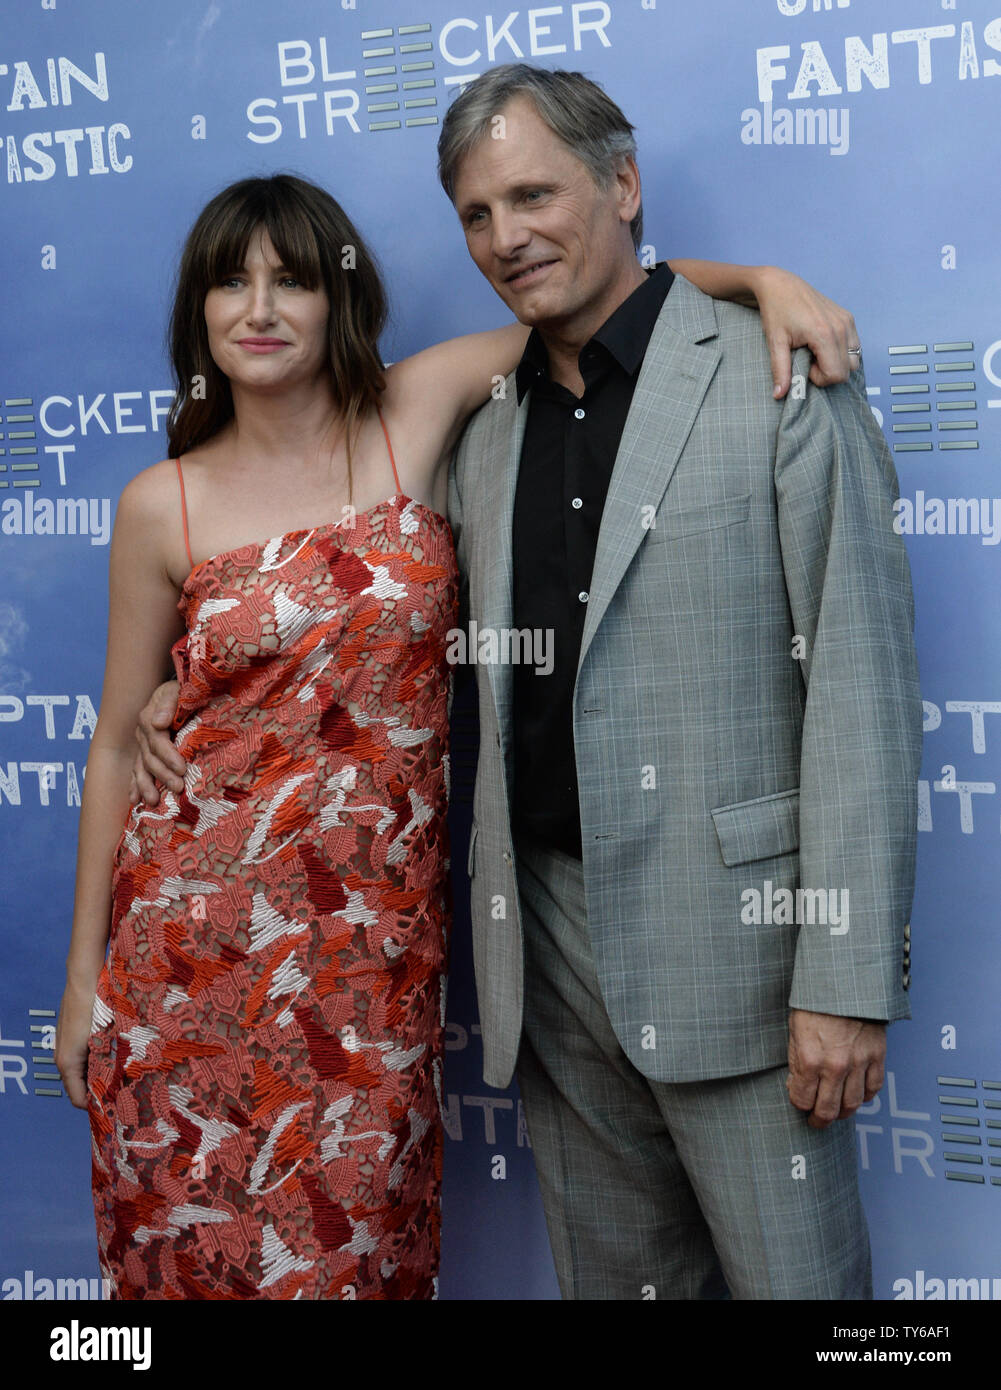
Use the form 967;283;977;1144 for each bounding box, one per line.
577;277;721;677
478;384;527;732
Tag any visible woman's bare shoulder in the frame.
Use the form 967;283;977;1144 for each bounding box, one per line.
117;456;184;523
124;436;229;516
115;450;221;586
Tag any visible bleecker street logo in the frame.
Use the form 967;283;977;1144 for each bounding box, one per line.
0;396;37;487
936;1075;1001;1188
863;332;994;462
246;4;614;141
0;383;175;547
0;1009;63;1098
883;342;980;455
855;1069;1001;1193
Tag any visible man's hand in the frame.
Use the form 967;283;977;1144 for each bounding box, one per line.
130;679;185;805
753;265;862;400
787;1008;886;1129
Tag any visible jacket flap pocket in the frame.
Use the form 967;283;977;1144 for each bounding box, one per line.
711;788;800;867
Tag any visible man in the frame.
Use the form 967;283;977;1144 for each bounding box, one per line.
436;65;921;1300
132;65;921;1299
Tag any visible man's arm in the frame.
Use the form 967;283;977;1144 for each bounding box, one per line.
774;353;923;1127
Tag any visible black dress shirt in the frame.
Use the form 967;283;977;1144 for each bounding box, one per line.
511;262;675;857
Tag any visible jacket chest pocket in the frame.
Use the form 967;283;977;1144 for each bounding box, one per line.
644;493;750;543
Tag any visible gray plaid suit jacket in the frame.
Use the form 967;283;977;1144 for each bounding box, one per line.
448;274;923;1091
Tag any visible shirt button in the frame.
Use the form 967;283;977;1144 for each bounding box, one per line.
578;590;589;603
571;497;583;509
574;407;585;420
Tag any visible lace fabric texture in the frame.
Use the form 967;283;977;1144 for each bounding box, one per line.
88;496;457;1300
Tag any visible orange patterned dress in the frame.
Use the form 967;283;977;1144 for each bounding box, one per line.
87;424;456;1300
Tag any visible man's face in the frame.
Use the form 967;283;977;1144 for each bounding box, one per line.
451;96;640;339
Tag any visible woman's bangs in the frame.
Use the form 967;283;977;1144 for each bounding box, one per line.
200;202;262;290
196;194;324;293
262;202;325;292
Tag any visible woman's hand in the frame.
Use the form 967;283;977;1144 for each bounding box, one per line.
667;259;862;400
751;264;861;398
55;978;96;1109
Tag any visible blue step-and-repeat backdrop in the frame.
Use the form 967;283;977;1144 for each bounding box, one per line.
1;0;999;1304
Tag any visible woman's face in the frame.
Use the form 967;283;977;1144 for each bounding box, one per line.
203;227;330;395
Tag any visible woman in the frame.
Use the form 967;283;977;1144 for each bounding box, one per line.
56;172;856;1300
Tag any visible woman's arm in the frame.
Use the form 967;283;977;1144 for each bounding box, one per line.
382;321;530;486
384;261;858;489
55;462;186;1108
668;260;860;398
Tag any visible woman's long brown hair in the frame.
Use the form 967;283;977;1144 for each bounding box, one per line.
165;173;387;491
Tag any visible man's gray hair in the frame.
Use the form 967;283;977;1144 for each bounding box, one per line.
437;64;643;249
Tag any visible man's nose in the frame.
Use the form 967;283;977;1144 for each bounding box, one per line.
490;207;531;260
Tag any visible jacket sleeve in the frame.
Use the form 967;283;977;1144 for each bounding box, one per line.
775;351;923;1021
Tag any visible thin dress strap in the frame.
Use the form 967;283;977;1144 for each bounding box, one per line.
175;458;194;571
376;408;403;496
